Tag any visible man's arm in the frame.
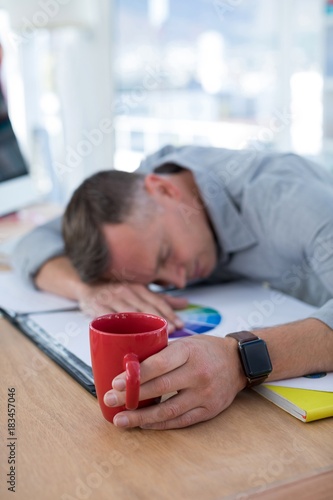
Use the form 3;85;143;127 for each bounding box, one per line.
11;217;188;329
12;217;65;286
104;317;333;430
262;318;333;379
35;255;187;330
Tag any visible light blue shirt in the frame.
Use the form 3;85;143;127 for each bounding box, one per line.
12;145;333;330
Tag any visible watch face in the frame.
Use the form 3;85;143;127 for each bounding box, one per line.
239;340;272;378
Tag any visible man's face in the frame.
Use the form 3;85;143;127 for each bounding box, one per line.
102;175;217;288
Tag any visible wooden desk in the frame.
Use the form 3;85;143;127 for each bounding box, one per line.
0;318;332;500
0;205;332;499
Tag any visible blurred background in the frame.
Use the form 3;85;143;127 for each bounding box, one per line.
0;0;332;205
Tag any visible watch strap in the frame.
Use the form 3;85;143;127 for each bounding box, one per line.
226;331;270;388
244;374;268;388
226;331;259;344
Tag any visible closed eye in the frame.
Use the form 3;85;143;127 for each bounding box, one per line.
156;245;170;269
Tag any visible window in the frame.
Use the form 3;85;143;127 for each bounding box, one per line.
113;0;325;171
0;0;328;204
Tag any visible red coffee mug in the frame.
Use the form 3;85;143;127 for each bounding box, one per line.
90;312;168;422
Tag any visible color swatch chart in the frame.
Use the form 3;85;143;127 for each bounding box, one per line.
169;304;222;339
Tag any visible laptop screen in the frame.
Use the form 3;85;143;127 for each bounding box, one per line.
0;117;29;183
0;43;40;216
0;70;28;183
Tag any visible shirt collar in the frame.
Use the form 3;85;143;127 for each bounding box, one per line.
143;150;258;262
191;169;258;262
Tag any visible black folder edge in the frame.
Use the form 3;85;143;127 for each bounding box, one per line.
1;307;96;396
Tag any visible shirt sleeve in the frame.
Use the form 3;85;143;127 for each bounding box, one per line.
243;156;333;332
305;221;333;330
11;216;65;287
309;299;333;331
281;188;333;331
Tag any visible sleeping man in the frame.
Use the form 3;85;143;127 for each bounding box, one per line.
13;145;333;429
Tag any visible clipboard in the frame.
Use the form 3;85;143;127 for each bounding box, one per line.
0;272;95;395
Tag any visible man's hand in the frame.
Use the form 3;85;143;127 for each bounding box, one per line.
103;335;246;430
77;282;188;333
103;318;333;430
35;256;188;332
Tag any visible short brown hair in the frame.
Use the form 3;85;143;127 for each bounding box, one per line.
62;170;148;283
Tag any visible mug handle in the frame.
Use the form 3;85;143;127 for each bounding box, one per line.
123;353;140;410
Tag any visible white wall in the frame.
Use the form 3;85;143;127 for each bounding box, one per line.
1;0;115;202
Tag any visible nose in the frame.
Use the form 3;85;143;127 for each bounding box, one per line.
170;265;187;289
156;260;187;289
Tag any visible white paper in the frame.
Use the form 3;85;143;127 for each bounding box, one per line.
0;271;77;314
173;281;317;336
266;373;333;393
31;310;92;366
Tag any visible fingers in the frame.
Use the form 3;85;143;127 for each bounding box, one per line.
139;409;207;430
161;294;188;310
111;285;184;331
130;285;185;330
116;340;190;388
78;282;186;333
80;297;138;318
104;341;190;408
112;392;214;430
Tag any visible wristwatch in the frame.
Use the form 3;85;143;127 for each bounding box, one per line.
226;331;272;387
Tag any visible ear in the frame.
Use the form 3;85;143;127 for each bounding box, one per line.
144;174;182;202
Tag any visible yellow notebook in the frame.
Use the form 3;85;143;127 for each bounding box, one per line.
253;385;333;422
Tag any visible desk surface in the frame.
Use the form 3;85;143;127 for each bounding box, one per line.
0;206;332;499
0;318;332;500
